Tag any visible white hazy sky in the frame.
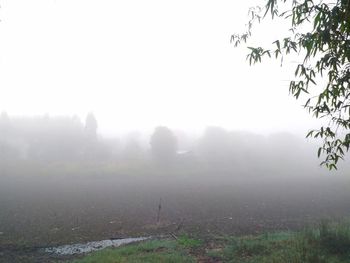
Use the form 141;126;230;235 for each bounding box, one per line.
0;0;320;136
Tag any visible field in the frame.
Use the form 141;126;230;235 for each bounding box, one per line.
1;162;350;262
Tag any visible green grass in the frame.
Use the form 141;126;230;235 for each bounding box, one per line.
71;239;196;263
213;221;350;263
177;234;203;249
71;220;350;263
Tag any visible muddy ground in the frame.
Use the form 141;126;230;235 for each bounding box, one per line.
1;167;350;262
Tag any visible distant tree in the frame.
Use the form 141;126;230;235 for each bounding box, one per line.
0;112;18;163
0;111;11;138
24;116;86;162
197;126;233;165
0;111;9;122
0;141;19;163
85;113;98;140
233;0;350;169
123;139;143;161
150;126;177;162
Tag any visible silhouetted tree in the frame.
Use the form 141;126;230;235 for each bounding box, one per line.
0;112;19;163
0;112;11;138
85;113;98;140
0;142;19;166
25;116;85;162
233;0;350;169
123;139;143;161
150;126;177;162
197;126;232;166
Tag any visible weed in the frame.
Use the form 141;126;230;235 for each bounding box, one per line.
177;235;203;249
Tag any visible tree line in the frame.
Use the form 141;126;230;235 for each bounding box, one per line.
0;112;318;174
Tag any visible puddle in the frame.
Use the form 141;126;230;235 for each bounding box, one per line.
44;237;150;255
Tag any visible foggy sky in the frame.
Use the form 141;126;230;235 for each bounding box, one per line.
0;0;321;136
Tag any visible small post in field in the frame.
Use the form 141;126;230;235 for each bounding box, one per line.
156;198;162;224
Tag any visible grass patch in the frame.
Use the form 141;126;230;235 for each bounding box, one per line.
208;221;350;263
71;220;350;263
177;235;203;249
71;239;195;263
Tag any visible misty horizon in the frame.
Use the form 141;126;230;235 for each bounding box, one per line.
0;111;320;137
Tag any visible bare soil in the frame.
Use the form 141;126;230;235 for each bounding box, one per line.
1;171;350;262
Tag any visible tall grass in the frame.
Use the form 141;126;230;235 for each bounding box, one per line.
221;220;350;263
